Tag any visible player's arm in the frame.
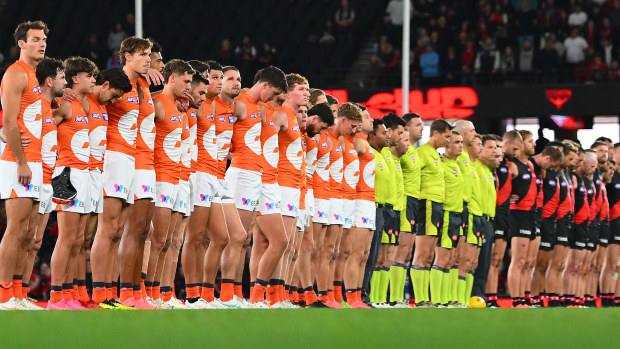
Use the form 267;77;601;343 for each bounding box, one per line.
1;68;29;171
509;161;519;178
353;136;365;155
154;98;166;122
0;129;30;148
274;110;288;132
338;135;346;151
196;103;203;120
82;95;90;115
52;99;73;124
234;99;246;122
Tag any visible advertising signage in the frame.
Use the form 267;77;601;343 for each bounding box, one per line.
325;84;620;120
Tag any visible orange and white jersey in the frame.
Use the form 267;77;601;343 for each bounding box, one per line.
86;94;108;172
342;135;359;200
180;111;192;182
277;105;302;188
106;78;139;157
313;131;331;200
40;98;56;184
260;102;279;184
153;94;183;184
355;133;375;201
135;78;155;170
196;98;218;176
214;96;234;179
299;137;308;210
0;60;42;163
187;108;198;173
327;129;343;199
56;99;90;170
230;92;262;172
305;135;318;189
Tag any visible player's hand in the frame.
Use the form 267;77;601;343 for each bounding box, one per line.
19;129;31;147
509;194;519;204
51;97;62;109
62;88;79;102
175;91;193;112
17;162;32;186
143;68;164;86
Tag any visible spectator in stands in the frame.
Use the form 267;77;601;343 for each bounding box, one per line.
601;38;614;67
0;45;18;74
30;262;51;301
377;13;397;46
564;28;588;81
81;32;105;68
235;35;258;84
420;44;440;85
600;17;612;43
430;31;446;62
568;4;588;28
106;49;122;69
475;37;501;84
107;21;127;51
219;39;233;65
607;60;620;80
461;40;477;86
443;46;460;86
519;40;535;83
514;0;537;49
586;53;607;82
609;0;620;46
334;0;355;45
371;40;399;86
386;0;411;27
537;38;560;83
501;46;516;84
258;42;277;68
319;21;337;46
124;12;135;36
584;20;597;46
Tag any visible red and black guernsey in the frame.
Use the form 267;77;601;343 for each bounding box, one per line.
590;169;603;223
600;184;609;223
531;157;543;211
556;171;572;220
584;176;596;224
510;158;538;212
496;157;512;210
542;169;560;219
607;171;620;222
573;173;590;225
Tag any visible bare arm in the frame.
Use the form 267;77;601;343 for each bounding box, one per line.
274;110;288;132
509;161;519;179
234;99;246;122
353;136;365;155
153;98;166;123
259;104;266;125
52;99;73;125
1;68;29;165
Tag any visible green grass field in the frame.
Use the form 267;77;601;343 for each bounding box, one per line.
4;308;620;348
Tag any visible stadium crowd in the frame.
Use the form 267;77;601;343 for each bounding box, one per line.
0;20;618;311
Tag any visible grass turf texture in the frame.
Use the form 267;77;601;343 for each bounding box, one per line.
4;308;620;348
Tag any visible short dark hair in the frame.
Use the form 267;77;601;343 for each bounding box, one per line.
615;142;620;149
192;72;209;86
36;57;64;85
382;113;406;130
429;119;453;135
590;141;608;150
188;60;209;75
205;60;222;72
222;65;239;74
63;56;99;88
14;20;49;44
97;68;132;94
255;66;287;92
372;118;385;133
162;59;195;84
149;38;162;54
481;134;497;146
546;140;569;155
354;103;367;111
119;37;152;65
402;113;421;125
308;103;334;127
541;145;564;162
309;89;326;105
325;94;338;105
595;136;613;144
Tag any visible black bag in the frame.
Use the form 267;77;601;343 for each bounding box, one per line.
51;167;77;204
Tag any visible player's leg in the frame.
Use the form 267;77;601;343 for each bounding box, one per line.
344;227;366;306
600;243;619;306
486;238;507;306
219;203;247;304
546;244;568;306
312;222;327;294
253;214;288;303
507;236;529;302
146;206;173;300
298;219;318;305
334;225;353;304
22;212;50;303
200;202;229;303
49;211;80;307
562;248;585;306
532;249;551;305
182;205;210;303
522;235;540;305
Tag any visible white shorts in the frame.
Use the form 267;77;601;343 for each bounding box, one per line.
329;198;344;225
89;169;104;214
193;171;217;208
313;198;330;224
155;181;179;209
173;179;191;216
212;178;234;205
343;199;356;229
38;183;53;215
188;172;197;212
0;160;42;200
225;167;261;211
53;167;90;214
297;209;309;230
133;169;156;202
354;199;376;230
258;183;282;215
305;189;314;218
280;186;300;217
102;151;135;204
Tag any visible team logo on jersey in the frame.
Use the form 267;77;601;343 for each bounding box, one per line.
616;183;620;189
333;214;341;221
385;155;390;160
523;174;531;180
317;211;326;218
378;163;383;168
287;204;296;212
102;113;108;121
190;111;196;118
91;113;101;120
114;184;124;192
587;189;594;195
596;179;601;185
452;234;457;241
32;85;42;94
249;113;259;119
336;147;343;153
126;96;136;103
292;126;300;132
147;99;153;106
74;115;89;123
361;217;370;224
228;115;234;124
410;156;416;161
434;159;438;164
549;181;556;186
348;149;356;155
321;142;328;148
44;117;54;124
160;195;171;203
561;182;567;187
265;202;275;210
396;165;401;169
269;121;275;127
24;183;33;192
170;115;180;122
536;179;541;184
185;124;190;131
452;170;458;175
218;116;226;122
141;185;151;193
200;194;209;202
499;167;507;173
241;198;251;206
463;159;468;164
579;187;585;192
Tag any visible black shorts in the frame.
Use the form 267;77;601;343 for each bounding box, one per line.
381;206;396;243
599;220;610;247
611;218;620;245
587;221;600;252
417;199;444;237
509;210;537;240
392;210;401;245
493;208;510;241
439;211;462;249
461;202;469;236
405;196;420;234
534;210;542;237
482;218;494;246
466;214;486;247
539;217;557;251
556;215;571;247
570;222;588;250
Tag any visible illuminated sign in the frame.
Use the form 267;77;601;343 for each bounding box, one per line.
545;89;572;109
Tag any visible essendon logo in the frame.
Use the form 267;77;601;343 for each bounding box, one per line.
545;89;572;109
324;87;478;119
